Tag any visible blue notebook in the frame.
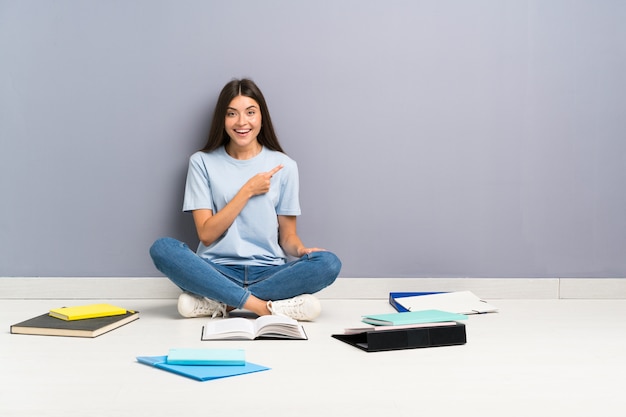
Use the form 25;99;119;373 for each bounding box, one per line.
361;309;468;326
137;355;269;381
166;348;245;366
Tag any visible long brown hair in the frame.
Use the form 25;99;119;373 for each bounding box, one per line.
201;78;284;153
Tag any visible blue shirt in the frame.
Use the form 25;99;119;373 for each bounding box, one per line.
183;146;301;266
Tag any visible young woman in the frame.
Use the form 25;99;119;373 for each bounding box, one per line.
150;78;341;321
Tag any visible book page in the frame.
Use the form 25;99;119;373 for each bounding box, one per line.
253;315;306;339
253;315;298;331
201;318;256;340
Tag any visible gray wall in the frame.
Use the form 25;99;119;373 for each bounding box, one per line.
1;0;625;278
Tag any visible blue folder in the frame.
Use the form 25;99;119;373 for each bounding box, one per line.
389;292;446;312
137;355;269;381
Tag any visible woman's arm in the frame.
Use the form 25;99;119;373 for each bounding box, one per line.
278;215;326;258
193;165;283;246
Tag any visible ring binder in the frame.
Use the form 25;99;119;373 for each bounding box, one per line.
332;322;467;352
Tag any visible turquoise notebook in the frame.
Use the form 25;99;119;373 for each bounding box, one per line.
167;348;245;366
361;309;468;326
137;356;269;381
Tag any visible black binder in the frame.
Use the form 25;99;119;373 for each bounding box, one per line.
331;322;466;352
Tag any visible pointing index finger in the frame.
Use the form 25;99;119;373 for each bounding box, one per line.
268;164;284;177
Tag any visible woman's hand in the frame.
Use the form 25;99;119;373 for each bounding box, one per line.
297;246;326;256
243;165;283;197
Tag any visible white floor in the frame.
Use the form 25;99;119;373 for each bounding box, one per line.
2;298;626;417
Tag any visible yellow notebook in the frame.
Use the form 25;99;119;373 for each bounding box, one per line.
49;303;128;321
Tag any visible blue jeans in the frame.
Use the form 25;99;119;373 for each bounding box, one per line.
149;237;342;308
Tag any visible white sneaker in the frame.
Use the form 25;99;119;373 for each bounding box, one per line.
267;294;321;321
177;292;228;318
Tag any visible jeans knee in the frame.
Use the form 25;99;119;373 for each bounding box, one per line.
327;252;342;275
313;251;342;281
149;237;180;264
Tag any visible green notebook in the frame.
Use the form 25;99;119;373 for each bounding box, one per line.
361;309;468;326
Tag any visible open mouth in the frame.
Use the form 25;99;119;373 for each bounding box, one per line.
235;129;251;135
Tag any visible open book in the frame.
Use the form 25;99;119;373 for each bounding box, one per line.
201;315;307;341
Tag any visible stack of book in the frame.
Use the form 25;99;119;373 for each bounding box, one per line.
332;291;499;352
10;303;139;338
137;348;270;381
332;309;469;352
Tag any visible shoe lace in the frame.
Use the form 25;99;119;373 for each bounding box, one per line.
271;297;305;319
196;297;228;318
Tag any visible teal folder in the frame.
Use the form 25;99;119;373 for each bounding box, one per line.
166;348;245;366
137;356;269;381
361;309;468;326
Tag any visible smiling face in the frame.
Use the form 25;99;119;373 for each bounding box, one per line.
224;95;263;154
